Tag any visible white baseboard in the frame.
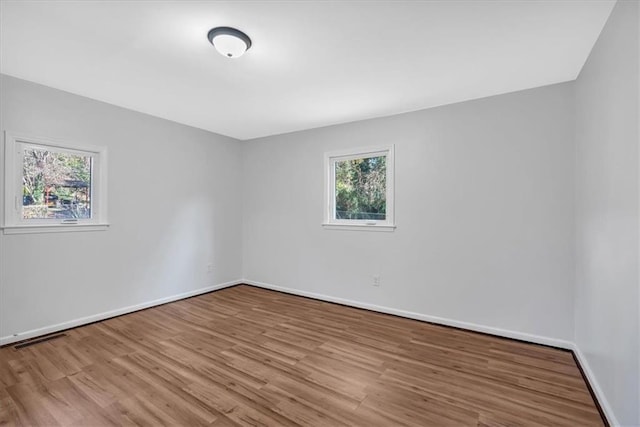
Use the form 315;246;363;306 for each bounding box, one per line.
242;279;574;350
1;278;615;425
0;279;242;346
243;279;619;423
571;343;619;426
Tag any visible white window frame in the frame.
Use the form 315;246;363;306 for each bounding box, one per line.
2;132;109;234
323;144;395;232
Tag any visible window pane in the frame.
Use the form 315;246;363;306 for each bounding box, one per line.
22;147;92;220
335;155;386;220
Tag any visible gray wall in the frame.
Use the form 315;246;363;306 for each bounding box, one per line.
574;1;639;425
3;5;638;421
0;75;243;342
243;82;576;343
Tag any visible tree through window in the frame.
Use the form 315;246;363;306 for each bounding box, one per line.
335;155;386;220
3;132;108;233
324;145;395;230
22;147;92;220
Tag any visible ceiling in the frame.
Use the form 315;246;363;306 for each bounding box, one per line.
0;1;615;140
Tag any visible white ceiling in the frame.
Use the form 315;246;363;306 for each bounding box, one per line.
1;1;615;140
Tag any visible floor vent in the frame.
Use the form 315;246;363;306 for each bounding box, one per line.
14;333;67;349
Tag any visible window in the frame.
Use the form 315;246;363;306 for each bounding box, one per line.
3;132;108;234
324;145;395;231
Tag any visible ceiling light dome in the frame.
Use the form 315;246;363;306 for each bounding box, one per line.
207;27;252;59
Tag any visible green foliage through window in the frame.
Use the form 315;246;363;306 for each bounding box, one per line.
335;155;386;220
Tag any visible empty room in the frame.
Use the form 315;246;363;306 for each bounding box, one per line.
0;0;638;426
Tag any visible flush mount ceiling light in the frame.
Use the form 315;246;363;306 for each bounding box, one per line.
207;27;252;59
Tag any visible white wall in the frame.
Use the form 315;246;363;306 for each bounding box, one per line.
243;82;576;344
0;75;243;343
3;7;637;421
574;0;640;425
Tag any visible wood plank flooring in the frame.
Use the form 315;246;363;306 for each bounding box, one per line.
0;285;604;426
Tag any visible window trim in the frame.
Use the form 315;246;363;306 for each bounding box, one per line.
2;131;109;234
323;144;395;231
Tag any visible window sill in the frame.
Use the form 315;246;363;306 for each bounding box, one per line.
322;223;396;232
2;223;110;235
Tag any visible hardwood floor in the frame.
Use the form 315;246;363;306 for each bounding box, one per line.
0;285;604;426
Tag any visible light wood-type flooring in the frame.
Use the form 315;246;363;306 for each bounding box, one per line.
0;285;604;426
